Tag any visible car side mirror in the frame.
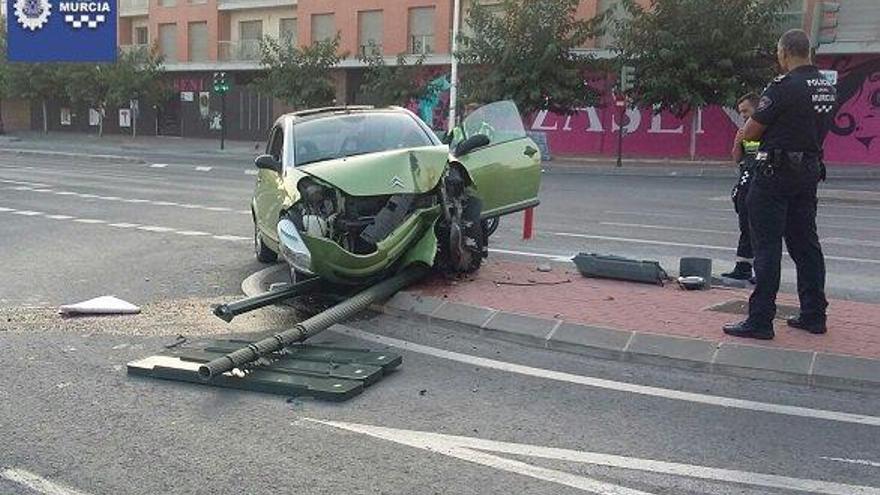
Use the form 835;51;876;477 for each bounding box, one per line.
454;134;490;156
254;154;282;174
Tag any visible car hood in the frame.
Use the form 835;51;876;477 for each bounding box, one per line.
299;145;449;196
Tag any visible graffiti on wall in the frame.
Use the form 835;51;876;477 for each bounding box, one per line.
822;55;880;164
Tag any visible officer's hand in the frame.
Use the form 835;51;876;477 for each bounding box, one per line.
735;129;745;143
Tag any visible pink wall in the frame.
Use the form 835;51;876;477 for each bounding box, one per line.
149;0;221;62
525;55;880;165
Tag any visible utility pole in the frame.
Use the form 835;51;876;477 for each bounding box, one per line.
616;65;636;168
448;0;462;130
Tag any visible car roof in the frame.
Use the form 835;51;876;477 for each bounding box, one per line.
278;106;409;125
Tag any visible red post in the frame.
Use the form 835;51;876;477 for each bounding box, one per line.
523;207;534;240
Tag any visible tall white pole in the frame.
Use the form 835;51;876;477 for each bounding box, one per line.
448;0;462;131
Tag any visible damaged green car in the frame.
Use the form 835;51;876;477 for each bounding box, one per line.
251;100;541;285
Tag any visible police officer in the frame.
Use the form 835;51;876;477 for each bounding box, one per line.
723;29;836;340
722;93;761;282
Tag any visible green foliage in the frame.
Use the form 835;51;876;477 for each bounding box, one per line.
255;36;343;110
614;0;792;116
357;42;427;106
456;0;604;116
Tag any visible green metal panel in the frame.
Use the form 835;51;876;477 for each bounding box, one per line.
127;339;402;401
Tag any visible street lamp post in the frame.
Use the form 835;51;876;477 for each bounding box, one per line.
448;0;462;131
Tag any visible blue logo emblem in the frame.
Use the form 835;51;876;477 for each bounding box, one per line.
7;0;117;62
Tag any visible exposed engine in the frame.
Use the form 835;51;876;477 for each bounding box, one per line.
288;178;436;255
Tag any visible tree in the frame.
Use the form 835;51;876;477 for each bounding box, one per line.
357;42;427;107
105;47;166;137
456;0;604;117
255;36;343;110
65;64;111;137
613;0;791;158
6;63;65;134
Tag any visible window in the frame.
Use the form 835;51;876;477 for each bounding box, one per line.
239;20;263;60
158;0;175;7
158;23;177;63
358;10;383;56
188;21;208;62
408;7;435;54
280;18;297;45
134;26;148;46
293;113;434;167
311;13;336;43
596;0;626;49
267;126;284;162
778;0;807;33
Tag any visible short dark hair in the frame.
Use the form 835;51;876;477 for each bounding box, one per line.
737;93;759;108
778;29;811;59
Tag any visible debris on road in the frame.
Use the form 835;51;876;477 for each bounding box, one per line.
59;296;141;316
573;253;668;285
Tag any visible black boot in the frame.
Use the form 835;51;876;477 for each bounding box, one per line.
722;262;753;281
723;319;774;340
787;314;827;334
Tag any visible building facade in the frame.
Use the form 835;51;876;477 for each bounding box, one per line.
16;0;880;163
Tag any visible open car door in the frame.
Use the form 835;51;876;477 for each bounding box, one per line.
454;100;541;218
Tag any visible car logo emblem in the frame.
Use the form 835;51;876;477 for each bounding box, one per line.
390;176;405;188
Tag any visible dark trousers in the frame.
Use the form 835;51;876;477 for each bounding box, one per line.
734;169;753;261
746;161;827;325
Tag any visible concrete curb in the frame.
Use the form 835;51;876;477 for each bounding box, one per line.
376;291;880;394
0;148;146;164
239;265;880;393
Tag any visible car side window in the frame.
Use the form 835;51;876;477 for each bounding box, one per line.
267;127;283;162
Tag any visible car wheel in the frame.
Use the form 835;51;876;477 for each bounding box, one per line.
254;221;278;263
481;216;500;238
437;196;486;275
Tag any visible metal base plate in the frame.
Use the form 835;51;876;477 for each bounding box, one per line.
127;340;402;401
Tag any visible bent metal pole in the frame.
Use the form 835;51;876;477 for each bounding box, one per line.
198;264;430;380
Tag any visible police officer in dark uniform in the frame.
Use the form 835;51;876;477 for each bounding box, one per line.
723;29;836;340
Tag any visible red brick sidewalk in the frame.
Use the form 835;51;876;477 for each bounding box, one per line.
413;259;880;360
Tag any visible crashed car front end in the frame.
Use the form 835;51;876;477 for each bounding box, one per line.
277;147;450;285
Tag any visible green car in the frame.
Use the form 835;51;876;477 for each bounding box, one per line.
251;100;541;285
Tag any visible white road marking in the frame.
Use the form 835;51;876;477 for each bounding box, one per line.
312;420;880;495
149;163;168;168
12;210;42;216
821;457;880;468
606;210;730;222
46;214;74;220
73;219;105;224
489;248;573;262
195;166;213;172
600;222;735;235
137;226;175;233
176;230;210;236
553;232;880;265
4;186;248;215
337;326;880;427
0;206;14;212
0;468;93;495
244;169;258;176
212;234;250;242
108;223;140;228
0;179;50;188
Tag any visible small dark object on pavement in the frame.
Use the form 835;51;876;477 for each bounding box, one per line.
679;257;712;290
164;335;187;349
573;253;667;285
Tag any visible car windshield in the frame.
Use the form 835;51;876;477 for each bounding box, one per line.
293;112;435;166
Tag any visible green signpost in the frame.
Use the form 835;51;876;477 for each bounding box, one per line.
212;72;231;150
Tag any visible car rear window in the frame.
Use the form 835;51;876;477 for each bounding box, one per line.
293;112;435;166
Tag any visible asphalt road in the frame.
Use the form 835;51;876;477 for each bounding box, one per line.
1;149;879;495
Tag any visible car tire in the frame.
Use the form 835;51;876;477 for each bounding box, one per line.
482;216;500;238
437;196;486;275
254;221;278;263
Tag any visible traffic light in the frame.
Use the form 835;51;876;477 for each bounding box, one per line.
811;1;840;47
212;72;231;94
620;65;637;93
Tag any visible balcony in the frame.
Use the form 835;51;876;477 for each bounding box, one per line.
218;39;264;62
217;0;295;11
119;0;148;17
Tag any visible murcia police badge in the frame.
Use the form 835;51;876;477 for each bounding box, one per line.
14;0;52;31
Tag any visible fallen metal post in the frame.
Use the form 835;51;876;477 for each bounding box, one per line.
213;277;324;322
199;264;429;380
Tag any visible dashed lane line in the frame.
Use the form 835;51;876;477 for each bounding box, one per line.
149;163;168;168
821;457;880;468
195;166;213;172
4;185;247;215
0;205;249;244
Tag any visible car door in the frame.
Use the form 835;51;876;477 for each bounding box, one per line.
454;100;541;217
254;124;287;245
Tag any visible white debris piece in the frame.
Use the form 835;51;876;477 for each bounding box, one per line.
59;296;141;316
